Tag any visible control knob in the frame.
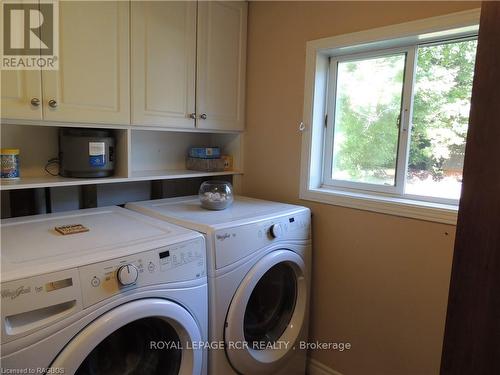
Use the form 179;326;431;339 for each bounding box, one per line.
270;223;283;239
117;264;138;286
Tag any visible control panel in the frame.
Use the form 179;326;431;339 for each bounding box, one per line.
79;237;205;307
214;210;311;269
1;237;205;343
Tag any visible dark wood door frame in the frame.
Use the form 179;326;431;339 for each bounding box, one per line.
441;2;500;374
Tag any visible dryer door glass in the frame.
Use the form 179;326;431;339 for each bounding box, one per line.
243;262;297;348
75;317;181;375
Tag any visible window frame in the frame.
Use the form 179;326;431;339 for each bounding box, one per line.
299;9;480;224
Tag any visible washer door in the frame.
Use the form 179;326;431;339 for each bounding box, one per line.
225;250;307;374
50;299;203;375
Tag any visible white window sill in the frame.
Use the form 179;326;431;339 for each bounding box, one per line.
300;187;458;225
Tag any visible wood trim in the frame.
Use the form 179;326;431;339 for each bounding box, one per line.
441;2;500;374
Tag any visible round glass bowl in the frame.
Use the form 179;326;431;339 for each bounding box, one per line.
199;181;234;210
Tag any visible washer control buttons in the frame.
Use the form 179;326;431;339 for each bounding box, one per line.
148;262;156;273
117;264;139;286
91;276;100;287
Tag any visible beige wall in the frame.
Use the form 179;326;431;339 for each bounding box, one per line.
243;2;479;374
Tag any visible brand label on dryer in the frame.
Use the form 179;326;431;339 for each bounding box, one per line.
216;233;234;241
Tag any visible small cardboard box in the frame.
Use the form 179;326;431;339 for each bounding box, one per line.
222;155;233;171
186;157;225;172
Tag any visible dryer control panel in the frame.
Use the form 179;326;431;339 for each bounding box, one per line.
214;209;311;269
79;237;205;307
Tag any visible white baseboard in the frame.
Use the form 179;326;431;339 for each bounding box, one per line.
307;358;344;375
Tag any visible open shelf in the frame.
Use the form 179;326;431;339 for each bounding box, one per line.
1;124;243;191
0;169;243;191
1;124;129;179
129;129;242;173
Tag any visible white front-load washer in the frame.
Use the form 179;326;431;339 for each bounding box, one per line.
126;196;312;375
0;206;208;375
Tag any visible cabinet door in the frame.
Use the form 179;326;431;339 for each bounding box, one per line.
131;1;196;128
0;2;42;121
1;70;42;120
197;1;247;131
42;1;129;124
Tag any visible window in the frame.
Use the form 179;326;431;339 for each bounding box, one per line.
324;38;477;204
300;10;480;224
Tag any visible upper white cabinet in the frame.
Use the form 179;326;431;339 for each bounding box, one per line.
1;1;246;131
1;70;43;120
42;1;130;124
131;1;197;129
196;1;247;131
131;1;247;131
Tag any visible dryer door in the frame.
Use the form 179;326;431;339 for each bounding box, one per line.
49;299;202;375
225;249;307;374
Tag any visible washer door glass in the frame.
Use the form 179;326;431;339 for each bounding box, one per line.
76;318;181;375
244;263;297;348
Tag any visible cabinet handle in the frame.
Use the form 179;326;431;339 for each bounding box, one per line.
30;98;40;107
48;99;58;108
189;113;197;119
200;113;207;120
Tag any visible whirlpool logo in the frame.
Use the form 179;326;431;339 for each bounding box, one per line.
1;0;59;70
216;233;231;241
1;286;31;300
216;233;237;241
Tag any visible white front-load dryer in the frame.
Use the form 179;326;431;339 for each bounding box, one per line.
0;206;208;375
126;196;312;374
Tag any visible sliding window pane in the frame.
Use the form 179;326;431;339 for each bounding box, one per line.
407;39;477;199
332;54;406;186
